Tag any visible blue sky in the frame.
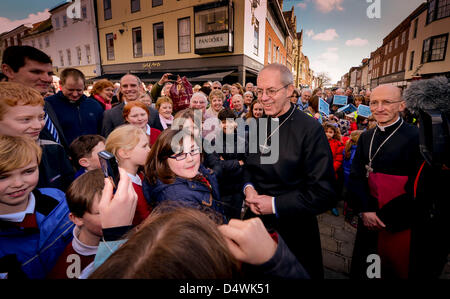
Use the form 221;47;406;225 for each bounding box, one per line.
0;0;426;83
283;0;425;83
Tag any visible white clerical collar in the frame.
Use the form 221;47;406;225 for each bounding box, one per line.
377;117;401;132
127;172;142;186
0;192;35;222
72;226;99;256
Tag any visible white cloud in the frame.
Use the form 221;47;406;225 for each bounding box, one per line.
296;2;308;9
314;0;344;13
345;38;369;47
0;10;50;34
306;30;315;38
312;29;339;41
309;48;342;83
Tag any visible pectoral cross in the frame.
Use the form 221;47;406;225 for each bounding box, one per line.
259;144;271;154
365;162;373;178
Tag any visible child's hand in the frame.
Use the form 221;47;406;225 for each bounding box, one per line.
218;218;277;265
98;168;138;229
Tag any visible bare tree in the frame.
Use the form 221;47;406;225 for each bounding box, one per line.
316;72;331;88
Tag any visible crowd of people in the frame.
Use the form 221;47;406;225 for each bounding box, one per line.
0;45;448;280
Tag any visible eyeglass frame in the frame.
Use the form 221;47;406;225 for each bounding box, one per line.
256;84;290;98
369;100;404;107
168;147;201;161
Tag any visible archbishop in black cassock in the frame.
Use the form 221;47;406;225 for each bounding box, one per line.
243;64;337;279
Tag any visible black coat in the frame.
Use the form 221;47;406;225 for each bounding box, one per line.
243;104;337;279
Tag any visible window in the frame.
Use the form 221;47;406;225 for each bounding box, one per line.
413;19;418;39
385;46;388;55
153;23;164;56
392;56;397;73
436;0;450;19
131;0;140;13
253;19;259;56
104;0;112;20
268;38;272;63
387;59;391;74
85;45;91;64
66;49;72;66
383;60;387;75
38;38;42;49
395;37;398;49
152;0;163;7
54;17;60;29
195;6;228;34
63;15;67;27
106;33;115;60
273;45;276;63
45;36;50;47
401;31;406;45
31;40;35;48
409;51;415;71
82;6;87;19
422;34;448;63
427;0;449;23
178;17;191;53
399;52;404;71
132;27;143;57
59;50;64;66
389;41;393;52
76;47;82;65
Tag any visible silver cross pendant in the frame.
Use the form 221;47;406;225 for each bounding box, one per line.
365;162;373;178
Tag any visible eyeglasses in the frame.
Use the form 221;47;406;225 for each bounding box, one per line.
212;87;221;89
369;100;403;107
168;147;201;161
256;84;290;98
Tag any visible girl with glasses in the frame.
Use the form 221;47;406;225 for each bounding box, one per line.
143;129;226;221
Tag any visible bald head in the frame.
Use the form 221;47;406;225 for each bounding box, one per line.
371;85;402;101
335;88;345;95
120;74;141;102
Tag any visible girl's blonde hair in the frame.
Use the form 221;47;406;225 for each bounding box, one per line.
344;130;363;159
0;135;42;174
105;124;146;162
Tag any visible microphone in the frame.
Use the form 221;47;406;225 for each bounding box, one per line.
403;76;450;114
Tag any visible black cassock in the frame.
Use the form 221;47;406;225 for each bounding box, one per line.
348;118;422;278
243;104;337;279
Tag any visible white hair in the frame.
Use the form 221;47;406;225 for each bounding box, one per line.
191;92;208;103
243;91;254;97
301;88;312;95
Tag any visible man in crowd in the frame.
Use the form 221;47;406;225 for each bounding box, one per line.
245;82;254;93
45;68;104;145
243;63;337;279
348;84;423;279
1;46;68;151
102;73;158;137
346;87;354;105
297;88;311;111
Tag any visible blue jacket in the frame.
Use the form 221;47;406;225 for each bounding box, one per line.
0;188;74;279
143;165;226;221
342;145;357;187
46;91;104;145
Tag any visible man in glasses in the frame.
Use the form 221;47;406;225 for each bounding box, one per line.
243;63;337;279
348;84;422;279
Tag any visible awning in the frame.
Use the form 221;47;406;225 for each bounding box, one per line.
189;70;235;82
89;70;236;83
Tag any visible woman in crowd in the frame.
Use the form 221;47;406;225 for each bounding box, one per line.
245;100;264;122
222;84;232;108
105;125;152;226
123;101;161;146
90;79;114;111
312;87;323;99
153;96;174;131
243;91;254;110
206;89;225;117
142;129;226;220
304;95;323;124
